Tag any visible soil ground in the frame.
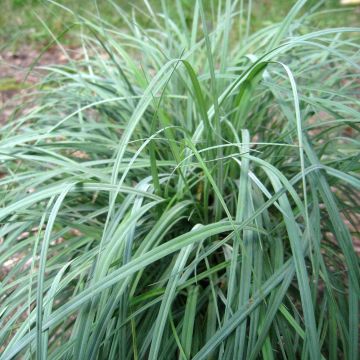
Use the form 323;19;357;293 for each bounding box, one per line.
0;45;82;123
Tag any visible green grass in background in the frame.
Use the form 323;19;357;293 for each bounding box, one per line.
0;0;359;359
0;0;359;49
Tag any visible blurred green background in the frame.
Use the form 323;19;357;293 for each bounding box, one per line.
1;0;359;50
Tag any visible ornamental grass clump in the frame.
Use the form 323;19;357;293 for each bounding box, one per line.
0;1;359;359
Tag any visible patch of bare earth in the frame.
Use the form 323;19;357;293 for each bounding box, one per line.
0;45;82;123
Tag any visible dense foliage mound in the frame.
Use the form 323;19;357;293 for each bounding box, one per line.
1;1;359;359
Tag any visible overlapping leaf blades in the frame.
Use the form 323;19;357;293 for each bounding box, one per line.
0;1;359;359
